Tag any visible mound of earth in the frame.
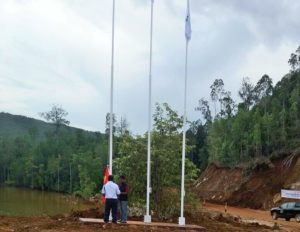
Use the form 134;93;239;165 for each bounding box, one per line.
194;154;300;209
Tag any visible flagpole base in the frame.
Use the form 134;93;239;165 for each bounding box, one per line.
178;217;185;226
144;215;151;223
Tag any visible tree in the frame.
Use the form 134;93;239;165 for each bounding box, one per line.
220;91;235;118
239;77;255;110
105;113;117;136
116;116;130;136
195;98;212;124
114;103;199;218
210;79;225;117
254;75;273;102
253;75;273;115
288;46;300;72
40;105;70;133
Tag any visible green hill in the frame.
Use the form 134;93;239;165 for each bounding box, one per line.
0;112;98;140
0;112;107;197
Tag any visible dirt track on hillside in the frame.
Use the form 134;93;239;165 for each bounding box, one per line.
204;203;300;232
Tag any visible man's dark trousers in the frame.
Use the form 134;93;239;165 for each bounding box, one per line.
104;199;118;223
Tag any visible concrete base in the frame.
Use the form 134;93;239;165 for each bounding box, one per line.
79;218;206;231
178;216;185;226
144;215;152;223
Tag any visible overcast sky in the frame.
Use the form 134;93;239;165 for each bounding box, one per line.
0;0;299;134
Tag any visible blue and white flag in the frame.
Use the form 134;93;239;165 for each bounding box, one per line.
185;0;192;42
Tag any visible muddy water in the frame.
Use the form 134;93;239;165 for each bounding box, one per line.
0;187;90;216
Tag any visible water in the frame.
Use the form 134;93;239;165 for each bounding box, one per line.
0;187;90;216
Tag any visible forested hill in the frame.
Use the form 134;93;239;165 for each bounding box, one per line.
190;46;300;169
0;109;108;198
195;70;300;168
0;112;97;140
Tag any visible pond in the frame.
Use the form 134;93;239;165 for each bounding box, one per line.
0;187;92;216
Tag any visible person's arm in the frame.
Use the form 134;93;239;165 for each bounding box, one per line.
120;185;128;195
101;186;106;196
116;185;121;195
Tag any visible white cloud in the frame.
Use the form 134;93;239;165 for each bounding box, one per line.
0;0;299;133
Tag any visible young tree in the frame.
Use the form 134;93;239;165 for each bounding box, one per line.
114;103;198;218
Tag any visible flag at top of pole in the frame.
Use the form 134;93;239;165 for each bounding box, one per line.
185;0;192;42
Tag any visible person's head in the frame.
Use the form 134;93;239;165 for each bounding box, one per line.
119;175;126;183
108;175;114;182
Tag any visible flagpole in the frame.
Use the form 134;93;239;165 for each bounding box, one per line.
109;0;115;175
144;0;154;224
179;0;191;226
179;39;188;227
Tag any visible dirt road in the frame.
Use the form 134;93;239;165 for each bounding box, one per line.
204;203;300;232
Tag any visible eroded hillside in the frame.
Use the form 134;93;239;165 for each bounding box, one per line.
194;154;300;209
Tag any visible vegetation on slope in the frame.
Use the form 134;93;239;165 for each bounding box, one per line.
193;46;300;167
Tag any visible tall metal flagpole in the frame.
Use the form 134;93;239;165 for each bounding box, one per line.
144;0;154;224
179;39;188;227
144;0;154;223
109;0;115;175
179;0;191;226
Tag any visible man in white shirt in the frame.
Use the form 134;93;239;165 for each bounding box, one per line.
101;175;120;223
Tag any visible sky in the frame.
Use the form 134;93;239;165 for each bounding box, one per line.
0;0;299;134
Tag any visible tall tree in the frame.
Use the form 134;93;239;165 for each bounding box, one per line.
220;91;235;118
40;105;69;133
288;46;300;72
238;77;255;110
210;79;225;117
105;113;117;136
196;98;212;124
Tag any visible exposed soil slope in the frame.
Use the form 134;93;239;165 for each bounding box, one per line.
195;155;300;209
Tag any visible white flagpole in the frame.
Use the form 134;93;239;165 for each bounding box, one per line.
109;0;115;175
179;0;191;226
179;40;188;226
144;0;154;224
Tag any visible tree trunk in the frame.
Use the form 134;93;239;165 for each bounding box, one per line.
69;162;72;193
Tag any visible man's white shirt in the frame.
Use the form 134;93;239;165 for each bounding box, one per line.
102;181;120;199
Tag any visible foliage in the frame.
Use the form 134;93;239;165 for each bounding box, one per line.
114;103;199;218
0;108;107;199
39;105;70;132
196;46;300;167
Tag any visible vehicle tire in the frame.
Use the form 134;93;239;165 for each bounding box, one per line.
272;212;278;220
285;218;290;221
295;214;300;223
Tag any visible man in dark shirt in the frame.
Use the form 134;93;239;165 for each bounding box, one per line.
118;175;128;223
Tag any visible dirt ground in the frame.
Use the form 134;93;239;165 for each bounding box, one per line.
204;203;300;232
0;207;286;232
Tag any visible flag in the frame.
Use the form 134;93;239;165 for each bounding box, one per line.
101;166;110;204
185;0;192;42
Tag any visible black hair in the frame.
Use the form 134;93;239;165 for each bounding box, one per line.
108;175;114;181
119;175;126;180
